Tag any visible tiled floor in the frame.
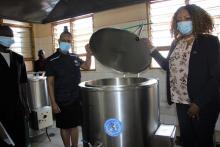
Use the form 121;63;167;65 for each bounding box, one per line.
30;126;180;147
30;126;220;147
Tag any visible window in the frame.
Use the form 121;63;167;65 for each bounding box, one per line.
11;27;32;58
1;19;34;71
149;0;220;68
52;15;95;70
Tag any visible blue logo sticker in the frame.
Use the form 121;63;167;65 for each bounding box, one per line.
104;118;123;137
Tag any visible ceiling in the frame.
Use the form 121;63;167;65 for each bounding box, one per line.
0;0;147;24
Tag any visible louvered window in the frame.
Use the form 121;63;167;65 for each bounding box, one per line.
11;27;32;58
150;0;220;68
52;15;95;70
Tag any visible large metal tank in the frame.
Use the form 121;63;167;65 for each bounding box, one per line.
79;77;159;147
27;73;50;109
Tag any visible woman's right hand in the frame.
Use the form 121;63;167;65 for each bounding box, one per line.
146;38;156;52
51;102;61;113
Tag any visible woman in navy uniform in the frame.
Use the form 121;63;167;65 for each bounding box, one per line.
0;25;30;147
46;27;92;147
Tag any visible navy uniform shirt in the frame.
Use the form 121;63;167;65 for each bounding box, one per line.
46;52;84;106
46;49;60;61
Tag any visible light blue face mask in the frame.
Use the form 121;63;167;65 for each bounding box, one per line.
59;42;71;53
0;36;15;47
177;21;193;35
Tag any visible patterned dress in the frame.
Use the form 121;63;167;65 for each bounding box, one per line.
169;38;194;104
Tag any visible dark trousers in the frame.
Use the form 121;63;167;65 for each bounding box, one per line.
1;109;27;147
0;139;11;147
0;120;26;147
176;103;219;147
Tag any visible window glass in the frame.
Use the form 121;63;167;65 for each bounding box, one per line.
71;17;93;54
11;27;32;58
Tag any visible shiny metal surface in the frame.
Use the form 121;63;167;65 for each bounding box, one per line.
80;77;159;147
28;75;49;109
89;28;151;74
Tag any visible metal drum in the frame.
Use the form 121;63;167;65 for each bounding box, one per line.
28;74;49;109
79;77;159;147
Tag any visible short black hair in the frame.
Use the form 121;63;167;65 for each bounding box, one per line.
38;49;45;56
0;25;13;37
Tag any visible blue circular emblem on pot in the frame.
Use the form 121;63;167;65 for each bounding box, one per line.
104;118;123;137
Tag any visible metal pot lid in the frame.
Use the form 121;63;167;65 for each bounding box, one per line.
89;28;151;74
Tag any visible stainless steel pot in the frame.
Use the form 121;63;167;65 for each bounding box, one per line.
79;77;159;147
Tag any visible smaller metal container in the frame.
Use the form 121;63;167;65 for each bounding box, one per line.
27;73;50;109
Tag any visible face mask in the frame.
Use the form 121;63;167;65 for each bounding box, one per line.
59;42;71;53
0;36;15;47
177;21;193;35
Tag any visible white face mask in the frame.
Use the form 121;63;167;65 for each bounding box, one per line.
0;36;15;47
177;21;193;35
59;42;71;53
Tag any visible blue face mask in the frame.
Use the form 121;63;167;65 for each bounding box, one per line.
177;21;193;35
0;36;15;47
59;42;71;53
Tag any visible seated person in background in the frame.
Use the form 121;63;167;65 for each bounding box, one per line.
34;49;46;72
